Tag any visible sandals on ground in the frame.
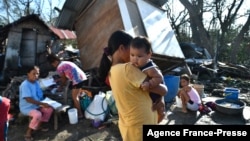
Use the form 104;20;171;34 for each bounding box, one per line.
38;127;49;132
37;127;49;132
24;135;34;141
78;115;84;119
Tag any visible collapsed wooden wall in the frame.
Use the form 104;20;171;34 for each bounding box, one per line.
74;0;124;70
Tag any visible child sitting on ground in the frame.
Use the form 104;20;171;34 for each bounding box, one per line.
177;74;201;113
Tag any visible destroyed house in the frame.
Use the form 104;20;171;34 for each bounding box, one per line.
0;14;76;83
55;0;185;74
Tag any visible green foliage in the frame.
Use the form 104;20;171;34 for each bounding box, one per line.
176;32;191;43
61;39;78;49
0;16;6;25
237;42;250;65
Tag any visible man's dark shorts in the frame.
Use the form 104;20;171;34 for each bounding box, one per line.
71;81;88;89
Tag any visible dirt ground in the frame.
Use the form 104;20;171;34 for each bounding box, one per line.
0;83;121;141
7;96;250;141
5;88;250;141
7;113;122;141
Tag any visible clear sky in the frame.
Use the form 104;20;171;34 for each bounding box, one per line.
35;0;66;22
41;0;66;13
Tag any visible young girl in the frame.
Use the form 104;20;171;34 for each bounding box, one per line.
177;74;201;113
47;54;87;119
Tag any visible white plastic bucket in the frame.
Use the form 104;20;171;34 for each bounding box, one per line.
68;108;78;124
175;97;182;108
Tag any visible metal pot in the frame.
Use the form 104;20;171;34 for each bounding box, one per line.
215;98;245;115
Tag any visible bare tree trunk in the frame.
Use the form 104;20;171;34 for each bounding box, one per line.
189;18;201;45
230;13;250;63
179;0;214;56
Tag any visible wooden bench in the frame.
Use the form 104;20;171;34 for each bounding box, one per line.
18;104;70;131
40;80;71;130
52;80;71;130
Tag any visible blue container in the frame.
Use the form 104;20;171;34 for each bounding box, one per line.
164;75;180;103
224;87;239;100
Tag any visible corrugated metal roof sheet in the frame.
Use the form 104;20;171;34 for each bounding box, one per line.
0;14;49;43
55;0;92;29
49;26;77;39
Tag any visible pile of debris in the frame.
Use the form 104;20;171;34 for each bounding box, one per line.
201;76;250;106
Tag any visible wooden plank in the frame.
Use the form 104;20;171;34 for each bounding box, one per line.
75;0;123;70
